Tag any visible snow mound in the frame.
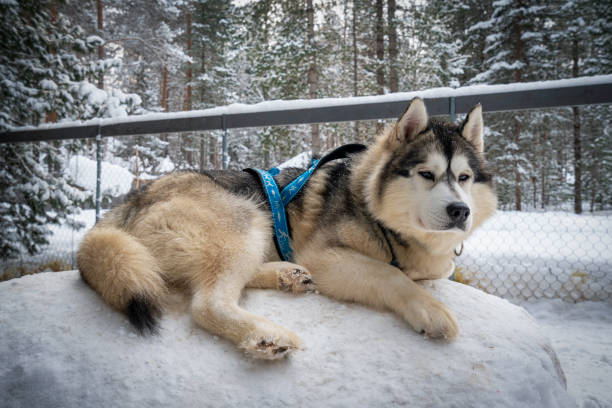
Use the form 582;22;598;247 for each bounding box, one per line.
0;271;574;408
66;155;134;197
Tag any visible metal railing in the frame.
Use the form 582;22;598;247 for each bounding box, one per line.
2;75;611;301
3;76;612;143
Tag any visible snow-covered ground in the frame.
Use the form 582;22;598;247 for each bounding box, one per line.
517;299;612;408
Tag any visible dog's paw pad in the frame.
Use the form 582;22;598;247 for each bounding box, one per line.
243;335;299;360
279;266;316;293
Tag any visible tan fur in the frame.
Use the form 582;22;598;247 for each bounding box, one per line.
79;177;302;359
78;99;497;359
78;227;166;310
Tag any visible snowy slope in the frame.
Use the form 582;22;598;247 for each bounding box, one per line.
1;271;573;408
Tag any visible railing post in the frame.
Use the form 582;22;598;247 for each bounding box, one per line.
449;96;456;123
222;114;228;169
95;126;102;223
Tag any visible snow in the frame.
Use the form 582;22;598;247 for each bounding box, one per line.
0;271;574;408
78;82;107;106
518;299;612;408
10;74;612;133
86;35;103;46
66;155;134;197
39;79;57;91
277;150;312;169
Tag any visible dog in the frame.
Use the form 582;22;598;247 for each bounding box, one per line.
78;98;497;359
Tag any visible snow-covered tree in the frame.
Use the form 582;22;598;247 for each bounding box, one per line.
0;0;140;260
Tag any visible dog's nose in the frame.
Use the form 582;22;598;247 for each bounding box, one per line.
446;202;470;223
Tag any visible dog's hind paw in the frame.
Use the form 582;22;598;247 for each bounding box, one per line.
278;265;316;294
241;329;301;360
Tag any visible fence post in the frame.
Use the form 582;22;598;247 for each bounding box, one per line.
95;126;102;223
222;114;228;169
449;96;456;123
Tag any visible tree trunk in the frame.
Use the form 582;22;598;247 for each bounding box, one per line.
387;0;398;93
200;41;206;103
540;132;547;209
572;38;582;214
307;0;321;156
134;146;140;189
352;0;360;142
46;2;58;124
375;0;384;94
572;106;582;214
199;136;207;171
513;118;522;211
211;137;219;170
590;164;598;212
512;3;522;211
540;165;547;209
161;65;168;111
183;9;192;111
96;0;104;90
531;176;536;209
375;0;385;133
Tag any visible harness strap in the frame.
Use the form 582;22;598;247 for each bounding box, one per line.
245;167;294;261
245;143;366;262
378;222;401;269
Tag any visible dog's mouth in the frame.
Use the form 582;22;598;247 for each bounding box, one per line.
444;220;468;232
418;217;466;233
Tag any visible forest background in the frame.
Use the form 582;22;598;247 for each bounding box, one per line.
0;0;610;262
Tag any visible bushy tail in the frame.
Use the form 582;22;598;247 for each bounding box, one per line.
77;226;166;334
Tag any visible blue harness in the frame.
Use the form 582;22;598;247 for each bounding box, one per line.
244;144;366;262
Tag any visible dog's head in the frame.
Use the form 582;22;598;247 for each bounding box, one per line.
364;98;497;243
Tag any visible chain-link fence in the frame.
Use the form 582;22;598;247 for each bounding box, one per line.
2;80;611;302
454;211;611;302
2;133;610;303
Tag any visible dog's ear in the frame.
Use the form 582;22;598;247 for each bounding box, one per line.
460;104;484;152
393;98;428;145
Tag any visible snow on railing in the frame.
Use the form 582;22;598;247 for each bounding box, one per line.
1;75;612;144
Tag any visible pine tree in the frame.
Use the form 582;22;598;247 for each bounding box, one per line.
467;1;551;210
0;0;141;261
552;0;612;212
0;1;89;260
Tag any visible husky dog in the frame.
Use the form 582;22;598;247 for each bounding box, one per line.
78;98;496;359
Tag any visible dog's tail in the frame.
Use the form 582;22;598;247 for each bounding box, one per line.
77;226;166;334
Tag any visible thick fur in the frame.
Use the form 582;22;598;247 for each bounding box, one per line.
78;98;497;359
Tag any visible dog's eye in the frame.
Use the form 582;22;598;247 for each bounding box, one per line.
458;174;471;182
397;169;411;177
418;171;434;181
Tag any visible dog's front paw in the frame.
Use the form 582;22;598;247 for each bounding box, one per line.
402;297;458;340
278;265;316;294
